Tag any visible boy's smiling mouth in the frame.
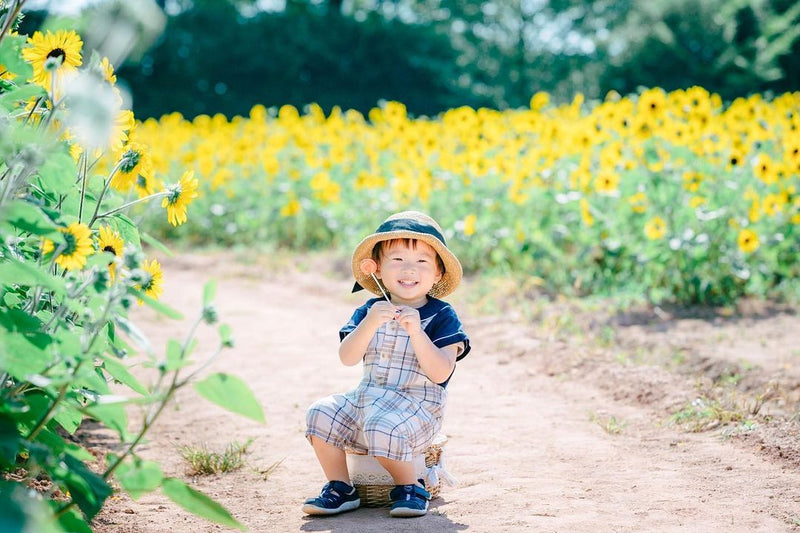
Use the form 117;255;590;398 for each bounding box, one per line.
398;280;418;287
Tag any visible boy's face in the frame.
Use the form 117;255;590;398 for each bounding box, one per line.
376;239;443;307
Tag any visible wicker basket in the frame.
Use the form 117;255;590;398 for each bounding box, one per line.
345;434;447;507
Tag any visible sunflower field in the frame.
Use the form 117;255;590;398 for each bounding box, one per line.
0;20;263;533
127;89;800;306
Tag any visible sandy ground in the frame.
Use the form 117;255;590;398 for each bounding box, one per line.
90;252;800;533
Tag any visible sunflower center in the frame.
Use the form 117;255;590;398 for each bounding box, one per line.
47;48;66;64
136;174;148;189
120;150;141;173
140;274;154;291
166;184;182;205
103;245;118;255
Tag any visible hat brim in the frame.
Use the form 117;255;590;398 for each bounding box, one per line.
351;230;462;299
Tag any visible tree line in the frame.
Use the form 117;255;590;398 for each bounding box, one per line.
22;0;800;119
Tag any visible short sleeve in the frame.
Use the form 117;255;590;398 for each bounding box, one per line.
425;304;471;361
338;299;378;341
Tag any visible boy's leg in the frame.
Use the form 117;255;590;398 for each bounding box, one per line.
304;437;360;515
377;456;430;518
309;435;350;482
374;456;416;485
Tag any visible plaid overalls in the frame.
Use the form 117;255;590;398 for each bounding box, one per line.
306;297;470;462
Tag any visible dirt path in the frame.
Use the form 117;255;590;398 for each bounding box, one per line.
92;253;800;532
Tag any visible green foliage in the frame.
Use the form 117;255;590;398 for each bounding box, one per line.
115;2;479;120
97;0;800;119
599;0;800;100
0;15;264;533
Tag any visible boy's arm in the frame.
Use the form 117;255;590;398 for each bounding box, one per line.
338;301;396;366
338;320;378;366
407;332;459;383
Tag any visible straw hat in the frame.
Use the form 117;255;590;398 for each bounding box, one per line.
351;211;462;299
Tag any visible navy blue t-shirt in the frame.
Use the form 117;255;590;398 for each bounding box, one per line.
340;296;470;386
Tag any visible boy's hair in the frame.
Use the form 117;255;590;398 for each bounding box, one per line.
372;238;446;273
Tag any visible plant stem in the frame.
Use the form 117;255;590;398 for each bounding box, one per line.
176;344;224;388
95;191;168;220
88;161;124;227
0;0;25;43
78;152;88;223
26;369;75;441
103;308;203;480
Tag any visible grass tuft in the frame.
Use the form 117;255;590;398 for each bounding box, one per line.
179;439;253;475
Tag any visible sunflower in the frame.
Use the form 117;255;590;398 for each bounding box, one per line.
21;29;83;90
137;259;164;302
644;216;667;240
99;56;117;84
737;229;759;254
627;191;648;213
134;166;159;198
42;222;93;271
112;142;150;192
162;170;199;226
97;225;124;280
594;170;620;195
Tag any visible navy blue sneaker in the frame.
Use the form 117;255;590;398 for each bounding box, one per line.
389;481;430;517
302;480;360;516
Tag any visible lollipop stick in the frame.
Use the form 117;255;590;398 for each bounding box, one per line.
370;272;391;303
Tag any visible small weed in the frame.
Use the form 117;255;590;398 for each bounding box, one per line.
256;457;285;481
746;382;782;416
670;397;743;432
589;411;626;435
721;419;758;439
179;439;253;475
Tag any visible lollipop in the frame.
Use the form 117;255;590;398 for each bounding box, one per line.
359;258;391;302
359;258;378;275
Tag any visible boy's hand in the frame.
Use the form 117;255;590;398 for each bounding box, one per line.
395;306;422;336
365;301;400;328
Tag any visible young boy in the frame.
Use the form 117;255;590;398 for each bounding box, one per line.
303;211;470;518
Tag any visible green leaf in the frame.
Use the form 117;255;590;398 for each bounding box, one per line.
0;34;33;81
0;329;51;379
53;404;83;435
164;338;187;370
140;232;173;256
0;414;19;468
0;480;65;533
1;200;60;237
111;214;141;249
194;373;265;424
57;508;93;533
100;354;148;396
0;259;67;295
133;290;183;320
35;428;94;462
60;455;112;520
218;323;233;348
161;477;245;531
0;83;44;110
84;402;128;441
202;279;217;307
114;316;153;355
0;307;43;333
38;151;77;197
115;458;163;500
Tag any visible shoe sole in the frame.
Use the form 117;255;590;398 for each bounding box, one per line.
389;502;428;518
302;499;360;516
